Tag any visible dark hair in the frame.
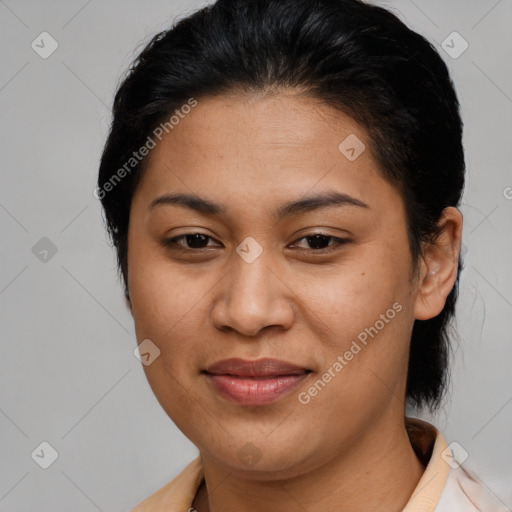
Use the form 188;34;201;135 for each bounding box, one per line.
98;0;465;412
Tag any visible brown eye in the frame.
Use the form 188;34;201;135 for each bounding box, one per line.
291;234;352;253
162;233;220;251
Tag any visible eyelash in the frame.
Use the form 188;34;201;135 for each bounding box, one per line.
161;232;352;255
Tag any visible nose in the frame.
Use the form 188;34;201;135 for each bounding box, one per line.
211;248;295;337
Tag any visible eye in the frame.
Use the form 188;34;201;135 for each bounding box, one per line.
162;232;351;254
162;232;220;252
290;233;352;253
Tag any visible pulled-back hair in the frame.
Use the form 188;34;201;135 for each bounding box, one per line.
98;0;465;412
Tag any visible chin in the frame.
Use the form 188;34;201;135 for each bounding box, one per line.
199;432;322;480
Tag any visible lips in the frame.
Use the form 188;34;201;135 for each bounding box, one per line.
204;357;310;378
203;358;311;405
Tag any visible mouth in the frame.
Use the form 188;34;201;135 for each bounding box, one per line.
203;358;312;406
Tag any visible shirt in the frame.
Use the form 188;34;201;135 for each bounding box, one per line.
131;417;508;511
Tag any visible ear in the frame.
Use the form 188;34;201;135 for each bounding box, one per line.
414;207;463;321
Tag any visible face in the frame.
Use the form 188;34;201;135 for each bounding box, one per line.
127;91;424;478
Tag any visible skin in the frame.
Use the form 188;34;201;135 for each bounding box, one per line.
126;90;463;512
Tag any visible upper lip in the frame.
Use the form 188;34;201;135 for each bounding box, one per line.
204;358;310;377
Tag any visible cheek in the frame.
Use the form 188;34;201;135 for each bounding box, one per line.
299;250;409;338
309;281;410;377
294;246;413;396
128;255;213;428
296;297;412;436
127;245;227;402
128;242;209;337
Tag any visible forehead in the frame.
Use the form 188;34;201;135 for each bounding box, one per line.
134;91;404;221
151;91;367;159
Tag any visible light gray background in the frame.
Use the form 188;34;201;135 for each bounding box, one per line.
0;0;511;510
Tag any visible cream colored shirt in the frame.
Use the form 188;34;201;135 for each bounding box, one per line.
131;418;508;511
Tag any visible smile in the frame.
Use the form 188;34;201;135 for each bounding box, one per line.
203;357;311;406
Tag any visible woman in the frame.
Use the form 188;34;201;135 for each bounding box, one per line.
97;0;507;510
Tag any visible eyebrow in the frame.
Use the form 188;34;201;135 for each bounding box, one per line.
149;190;370;219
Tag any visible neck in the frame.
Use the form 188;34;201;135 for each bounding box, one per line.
192;415;426;512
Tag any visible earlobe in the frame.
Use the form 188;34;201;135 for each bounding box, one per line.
414;207;463;321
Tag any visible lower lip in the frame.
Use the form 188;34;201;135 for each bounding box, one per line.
205;373;310;405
